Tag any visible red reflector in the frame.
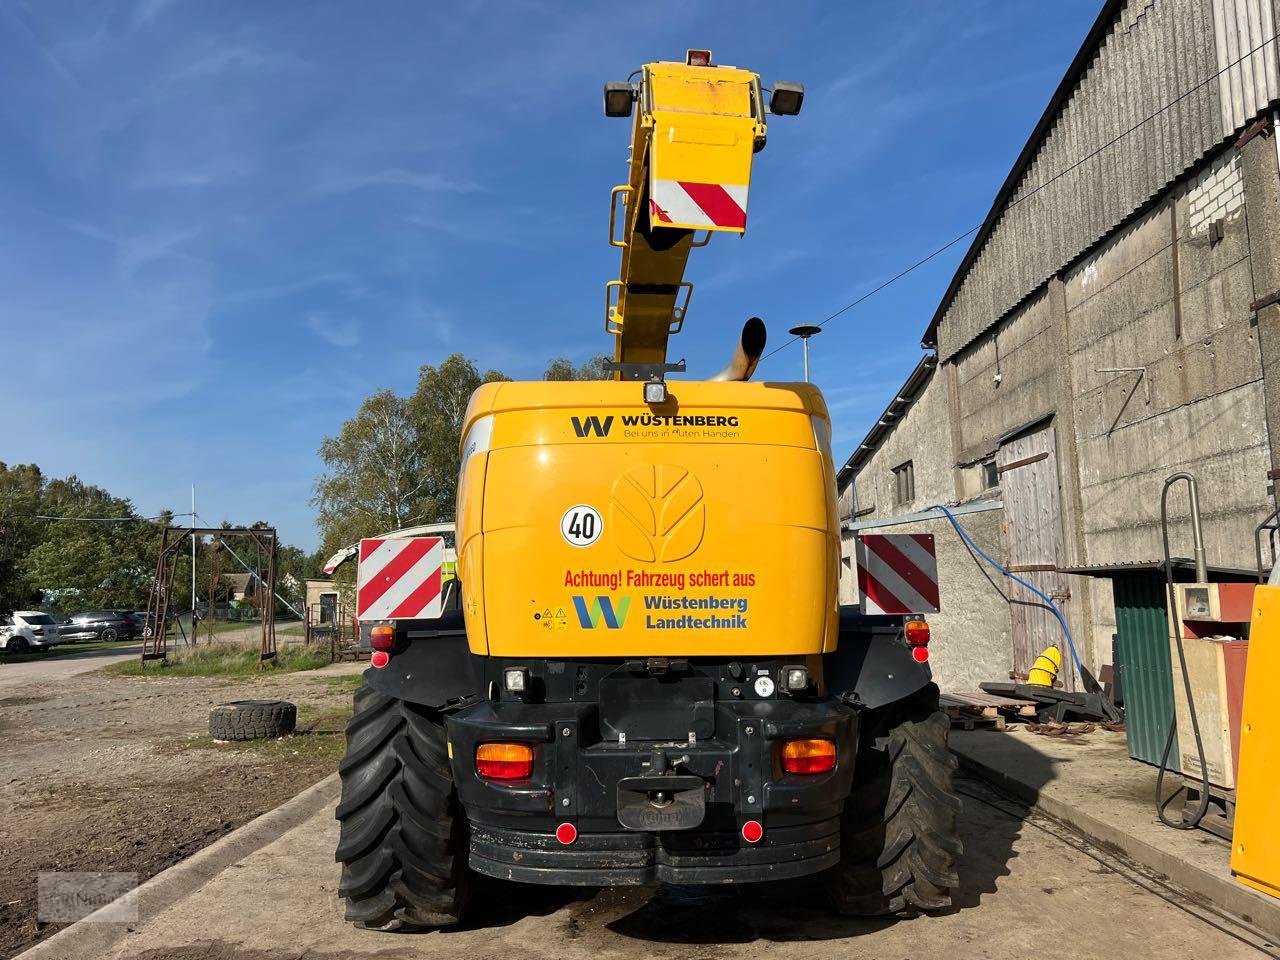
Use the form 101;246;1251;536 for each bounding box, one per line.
905;618;930;647
741;820;763;843
370;625;395;651
782;738;837;775
911;646;930;664
475;742;534;780
370;650;390;668
556;822;578;845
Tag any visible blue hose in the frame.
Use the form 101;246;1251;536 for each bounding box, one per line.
926;504;1085;676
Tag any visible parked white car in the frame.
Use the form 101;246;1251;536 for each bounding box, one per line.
0;611;61;654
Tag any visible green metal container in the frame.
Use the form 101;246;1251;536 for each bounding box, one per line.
1113;572;1178;768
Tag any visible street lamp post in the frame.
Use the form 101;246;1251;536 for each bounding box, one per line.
788;324;823;382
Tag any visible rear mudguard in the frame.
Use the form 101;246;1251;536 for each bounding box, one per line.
823;606;932;711
361;610;482;709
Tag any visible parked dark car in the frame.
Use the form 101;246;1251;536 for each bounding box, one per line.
117;610;152;635
59;610;139;643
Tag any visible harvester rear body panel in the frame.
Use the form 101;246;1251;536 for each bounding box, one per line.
457;379;839;658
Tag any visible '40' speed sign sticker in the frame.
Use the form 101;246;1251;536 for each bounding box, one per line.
561;504;603;547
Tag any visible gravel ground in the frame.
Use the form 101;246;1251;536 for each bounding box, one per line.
0;659;364;959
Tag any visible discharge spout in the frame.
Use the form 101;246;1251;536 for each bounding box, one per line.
710;317;767;382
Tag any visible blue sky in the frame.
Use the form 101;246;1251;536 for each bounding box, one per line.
0;0;1100;550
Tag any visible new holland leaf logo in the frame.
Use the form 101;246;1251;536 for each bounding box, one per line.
572;595;631;629
610;464;705;563
571;415;614;438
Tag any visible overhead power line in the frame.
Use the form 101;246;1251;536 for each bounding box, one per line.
760;29;1280;365
4;511;196;523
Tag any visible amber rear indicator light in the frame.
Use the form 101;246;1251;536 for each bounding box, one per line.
781;738;836;775
475;742;534;780
905;618;930;647
370;625;396;651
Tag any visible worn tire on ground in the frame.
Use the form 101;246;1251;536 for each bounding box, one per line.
334;685;471;930
208;700;297;741
824;682;962;916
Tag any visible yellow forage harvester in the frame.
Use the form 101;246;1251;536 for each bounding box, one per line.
334;51;962;931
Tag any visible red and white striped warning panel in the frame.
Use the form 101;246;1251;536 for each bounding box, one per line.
855;533;940;615
650;179;748;231
356;537;444;621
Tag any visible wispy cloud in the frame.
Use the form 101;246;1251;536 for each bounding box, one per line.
170;43;305;81
45;214;206;277
307;313;361;349
0;4;79;87
133;0;182;27
221;272;361;305
319;168;486;198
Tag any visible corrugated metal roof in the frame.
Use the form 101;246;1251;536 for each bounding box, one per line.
835;353;937;486
923;0;1280;361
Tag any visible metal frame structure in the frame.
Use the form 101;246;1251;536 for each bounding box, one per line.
140;526;279;667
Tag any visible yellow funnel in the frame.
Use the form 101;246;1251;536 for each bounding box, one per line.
1028;645;1062;687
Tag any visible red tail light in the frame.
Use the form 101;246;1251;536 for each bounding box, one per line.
905;618;930;646
741;819;764;843
476;742;534;780
781;738;837;775
370;625;395;651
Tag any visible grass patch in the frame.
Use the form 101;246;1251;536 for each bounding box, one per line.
161;703;352;765
175;619;304;640
103;641;332;678
319;673;365;695
0;638;136;665
164;730;349;764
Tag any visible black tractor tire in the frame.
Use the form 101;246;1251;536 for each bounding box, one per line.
824;682;962;916
334;685;471;930
209;700;297;741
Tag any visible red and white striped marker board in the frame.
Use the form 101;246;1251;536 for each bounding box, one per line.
357;537;444;621
855;533;940;615
650;179;748;231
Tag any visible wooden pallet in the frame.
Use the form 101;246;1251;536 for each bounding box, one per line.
940;691;1038;730
944;710;1005;731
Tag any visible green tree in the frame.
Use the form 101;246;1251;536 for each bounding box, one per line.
407;353;509;521
0;463;45;612
12;473;162;614
543;355;610;381
313;389;427;556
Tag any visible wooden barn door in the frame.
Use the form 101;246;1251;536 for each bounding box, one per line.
997;423;1075;691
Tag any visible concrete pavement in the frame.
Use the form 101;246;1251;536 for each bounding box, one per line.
21;770;1274;960
951;725;1280;943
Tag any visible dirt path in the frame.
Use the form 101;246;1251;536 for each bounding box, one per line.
0;644;142;694
90;774;1274;960
0;660;364;959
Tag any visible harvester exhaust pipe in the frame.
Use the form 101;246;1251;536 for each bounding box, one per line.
710;317;767;382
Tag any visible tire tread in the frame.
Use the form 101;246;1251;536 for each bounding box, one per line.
335;687;469;929
825;683;963;917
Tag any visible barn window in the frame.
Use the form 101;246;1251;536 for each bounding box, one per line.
892;461;915;505
981;458;999;490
